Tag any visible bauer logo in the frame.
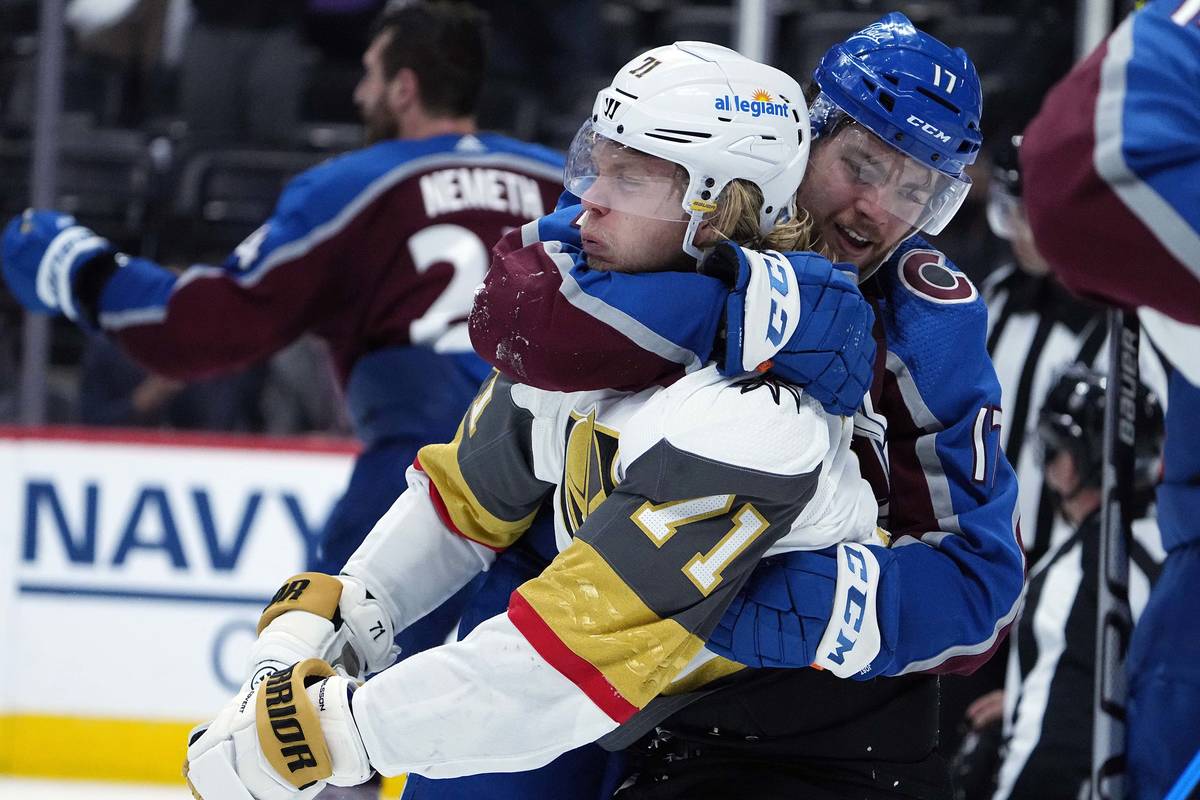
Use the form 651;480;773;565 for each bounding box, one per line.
852;22;891;46
714;89;789;119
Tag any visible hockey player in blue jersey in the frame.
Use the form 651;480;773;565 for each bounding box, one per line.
0;2;568;659
1022;1;1200;796
471;13;1024;798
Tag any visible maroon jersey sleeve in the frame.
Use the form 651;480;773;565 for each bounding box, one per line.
1021;5;1200;323
101;140;565;381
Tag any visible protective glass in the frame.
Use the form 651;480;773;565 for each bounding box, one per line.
986;181;1032;242
811;123;971;235
564;121;690;222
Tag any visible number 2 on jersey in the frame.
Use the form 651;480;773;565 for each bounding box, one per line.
407;224;489;346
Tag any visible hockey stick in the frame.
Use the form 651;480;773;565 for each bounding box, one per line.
1163;746;1200;800
1091;307;1140;800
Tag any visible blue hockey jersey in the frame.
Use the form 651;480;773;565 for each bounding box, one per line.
470;205;1025;679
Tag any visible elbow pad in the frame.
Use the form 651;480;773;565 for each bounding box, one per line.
246;572;400;684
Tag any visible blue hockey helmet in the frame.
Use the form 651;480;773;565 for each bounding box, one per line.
809;13;983;234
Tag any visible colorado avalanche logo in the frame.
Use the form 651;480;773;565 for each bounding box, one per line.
897;249;978;304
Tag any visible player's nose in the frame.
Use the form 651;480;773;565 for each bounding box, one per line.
850;187;889;229
353;79;370;110
580;184;611;214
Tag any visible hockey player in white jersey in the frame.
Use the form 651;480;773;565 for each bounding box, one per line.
180;42;887;800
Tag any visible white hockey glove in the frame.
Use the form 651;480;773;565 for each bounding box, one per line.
184;659;372;800
247;572;399;687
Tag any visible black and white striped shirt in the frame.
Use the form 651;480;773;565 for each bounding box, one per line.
982;263;1168;565
992;511;1162;799
983;263;1168;799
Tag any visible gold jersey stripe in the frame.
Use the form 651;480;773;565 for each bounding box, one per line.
516;539;705;710
416;422;537;550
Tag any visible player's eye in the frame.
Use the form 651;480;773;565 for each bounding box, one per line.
845;157;887;186
899;185;933;205
616;174;649;191
841;157;865;182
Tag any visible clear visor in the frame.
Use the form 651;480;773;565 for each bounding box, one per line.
811;126;971;235
564;121;691;222
986;182;1031;242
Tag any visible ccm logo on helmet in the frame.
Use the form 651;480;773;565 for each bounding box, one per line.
906;115;952;144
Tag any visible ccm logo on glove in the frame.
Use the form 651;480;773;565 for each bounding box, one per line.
826;546;871;664
764;253;792;346
814;542;883;678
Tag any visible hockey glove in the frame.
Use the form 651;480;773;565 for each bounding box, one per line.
700;242;875;416
709;542;886;679
1;210;115;324
248;572;399;686
184;659;372;800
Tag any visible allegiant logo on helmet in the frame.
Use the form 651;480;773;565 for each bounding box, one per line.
714;89;789;119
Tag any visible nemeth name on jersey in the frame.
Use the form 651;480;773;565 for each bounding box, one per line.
419;167;548;219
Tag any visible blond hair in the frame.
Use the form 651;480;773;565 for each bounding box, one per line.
706;179;817;253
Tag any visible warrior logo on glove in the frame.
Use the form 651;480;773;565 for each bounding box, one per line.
256;660;336;788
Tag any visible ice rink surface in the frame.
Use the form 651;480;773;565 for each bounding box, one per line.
0;777;194;798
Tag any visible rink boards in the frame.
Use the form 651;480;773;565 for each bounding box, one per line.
0;427;356;783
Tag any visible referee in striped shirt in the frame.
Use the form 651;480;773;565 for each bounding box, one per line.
991;365;1163;799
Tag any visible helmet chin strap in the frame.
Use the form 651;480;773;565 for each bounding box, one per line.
682;209;707;264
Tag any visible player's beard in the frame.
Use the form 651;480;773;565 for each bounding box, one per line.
361;102;399;145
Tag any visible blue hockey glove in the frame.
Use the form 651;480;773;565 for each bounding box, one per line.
711;542;892;679
708;549;837;669
1;209;114;323
700;242;875;416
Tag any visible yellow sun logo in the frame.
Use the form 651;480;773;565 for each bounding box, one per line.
752;89;773;103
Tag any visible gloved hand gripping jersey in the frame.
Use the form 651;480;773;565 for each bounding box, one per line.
701;241;876;417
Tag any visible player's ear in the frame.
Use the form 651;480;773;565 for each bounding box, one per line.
388;67;419;115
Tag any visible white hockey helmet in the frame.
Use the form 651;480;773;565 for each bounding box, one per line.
565;42;810;261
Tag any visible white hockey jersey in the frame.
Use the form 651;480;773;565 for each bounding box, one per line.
340;365;880;778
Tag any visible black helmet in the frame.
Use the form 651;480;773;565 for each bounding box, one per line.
991;133;1022;197
987;133;1025;241
1037;362;1163;501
